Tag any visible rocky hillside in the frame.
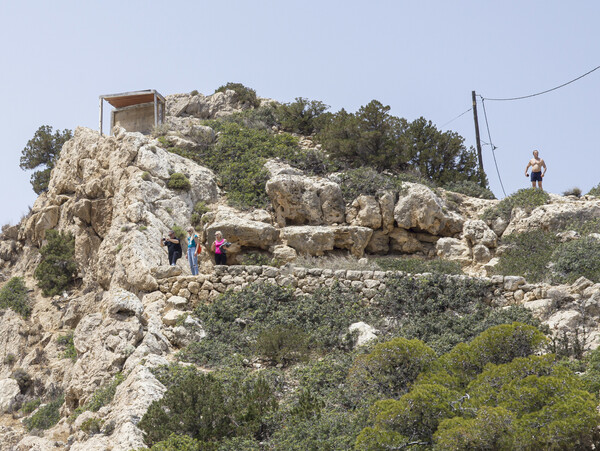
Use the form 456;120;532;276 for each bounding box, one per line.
1;89;600;449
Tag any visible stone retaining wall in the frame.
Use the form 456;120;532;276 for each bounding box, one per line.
155;265;548;306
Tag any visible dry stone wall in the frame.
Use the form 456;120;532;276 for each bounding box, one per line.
154;264;548;307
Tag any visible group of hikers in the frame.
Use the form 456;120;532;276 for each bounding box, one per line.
161;228;230;275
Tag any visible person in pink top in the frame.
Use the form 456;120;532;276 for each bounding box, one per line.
211;231;230;265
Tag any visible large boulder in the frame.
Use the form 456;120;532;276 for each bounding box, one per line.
346;195;382;229
266;174;345;227
205;218;280;250
394;183;463;236
463;219;498;248
0;379;20;413
333;226;373;257
166;90;254;119
282;226;335;256
389;228;423;253
436;237;471;264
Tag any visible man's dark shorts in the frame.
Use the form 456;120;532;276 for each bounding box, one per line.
531;171;542;182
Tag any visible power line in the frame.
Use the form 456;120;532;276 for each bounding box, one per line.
482;65;600;102
440;107;472;128
479;97;507;197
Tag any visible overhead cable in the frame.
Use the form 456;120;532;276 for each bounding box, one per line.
479;97;507;197
440;107;472;128
483;65;600;102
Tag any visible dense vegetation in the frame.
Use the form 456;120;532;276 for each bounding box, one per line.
135;274;590;450
20;125;73;194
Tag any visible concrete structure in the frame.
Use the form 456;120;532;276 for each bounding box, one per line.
99;90;166;135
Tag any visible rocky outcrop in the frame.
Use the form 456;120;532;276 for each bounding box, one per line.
266;174;345;227
166;90;257;119
394;183;463;236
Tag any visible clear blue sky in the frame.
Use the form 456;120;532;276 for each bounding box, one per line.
1;0;599;225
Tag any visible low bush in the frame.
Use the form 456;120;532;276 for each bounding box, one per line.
442;180;495;199
0;276;31;318
21;398;41;414
34;229;77;297
338;167;402;204
190;89;199;96
57;332;77;361
3;353;16;365
214;82;260;108
481;188;550;223
180;284;369;367
551;236;600;283
139;367;277;446
190;201;209;228
11;368;33;393
80;417;103;434
375;257;463;275
141;171;150;181
493;230;559;283
167;172;191;191
24;395;64;431
239;252;279;267
563;187;582;197
378;274;541;354
254;325;310;365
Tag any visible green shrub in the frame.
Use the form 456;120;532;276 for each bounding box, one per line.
141;171;150;181
214;82;260;108
190;89;199;96
146;433;205;450
348;337;437;399
167;172;191;191
239;252;279;267
3;353;16;366
80;417;103;434
24;395;64;431
0;276;31;318
551;236;600;283
215;104;279;131
190;201;209;228
34;229;77;297
21;398;41;414
443;180;495;199
12;368;33;393
139;368;276;446
563;187;582;197
170;224;187;244
378;274;541;354
57;332;77;361
376;257;463;275
338;167;402;204
254;325;310;365
493;230;559;283
275;97;330;135
481;188;550;223
180;284;369;367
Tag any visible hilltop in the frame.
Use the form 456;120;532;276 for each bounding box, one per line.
1;86;600;449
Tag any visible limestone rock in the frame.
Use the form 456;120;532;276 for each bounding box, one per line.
333;226;373;257
366;230;390;254
436;237;471;264
349;322;379;347
272;245;297;264
463;219;497;248
104;289;144;318
266;174;345;226
206;218;279;250
282;226;334;256
0;378;20;413
162;309;185;326
389;228;423;253
472;244;492;264
379;191;397;233
151;265;182;279
394;183;463;236
346;195;382;229
166;90;254;119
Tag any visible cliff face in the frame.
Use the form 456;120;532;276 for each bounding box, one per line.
1;92;600;449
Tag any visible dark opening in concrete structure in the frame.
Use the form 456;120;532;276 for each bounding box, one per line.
99;89;166;135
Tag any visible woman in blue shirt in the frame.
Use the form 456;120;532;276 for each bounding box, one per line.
186;227;201;275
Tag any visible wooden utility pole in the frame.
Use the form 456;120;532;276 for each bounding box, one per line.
472;91;485;188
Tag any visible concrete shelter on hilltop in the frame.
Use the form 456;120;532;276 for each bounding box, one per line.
99;89;166;135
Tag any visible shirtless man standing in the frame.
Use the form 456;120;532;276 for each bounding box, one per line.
525;149;547;190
